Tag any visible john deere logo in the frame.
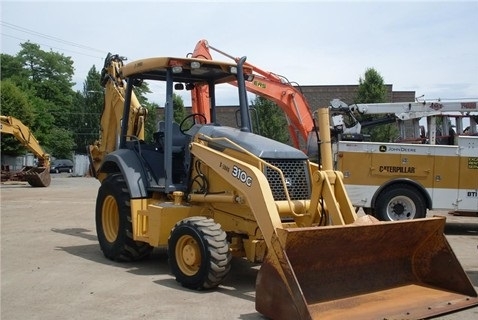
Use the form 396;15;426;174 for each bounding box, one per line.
379;145;387;152
285;178;292;187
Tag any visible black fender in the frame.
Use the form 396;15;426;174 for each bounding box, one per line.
98;149;149;198
370;178;432;210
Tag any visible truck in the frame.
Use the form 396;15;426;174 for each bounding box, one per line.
332;100;478;220
0;115;51;187
88;52;477;319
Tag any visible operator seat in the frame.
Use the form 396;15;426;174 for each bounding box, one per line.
154;121;188;153
154;121;190;186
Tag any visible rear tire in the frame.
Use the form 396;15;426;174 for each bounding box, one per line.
95;173;152;261
375;184;427;221
168;217;231;290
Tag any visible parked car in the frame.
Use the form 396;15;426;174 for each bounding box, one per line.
50;159;74;173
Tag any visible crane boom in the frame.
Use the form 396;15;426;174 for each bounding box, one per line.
191;39;316;150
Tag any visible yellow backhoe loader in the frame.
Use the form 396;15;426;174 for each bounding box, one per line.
88;53;477;319
1;115;51;187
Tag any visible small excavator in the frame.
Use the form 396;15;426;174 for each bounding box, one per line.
1;115;51;187
88;52;477;319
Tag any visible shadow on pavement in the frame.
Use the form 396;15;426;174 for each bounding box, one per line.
51;227;98;241
444;222;478;235
155;256;259;304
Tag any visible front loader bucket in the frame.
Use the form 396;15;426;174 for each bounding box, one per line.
23;167;51;187
256;217;478;320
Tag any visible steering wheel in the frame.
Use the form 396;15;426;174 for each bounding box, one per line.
179;113;207;134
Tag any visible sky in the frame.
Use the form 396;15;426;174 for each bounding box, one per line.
1;0;478;107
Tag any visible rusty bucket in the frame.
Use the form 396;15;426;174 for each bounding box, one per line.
23;167;51;187
256;217;478;320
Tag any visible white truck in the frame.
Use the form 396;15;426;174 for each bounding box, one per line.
333;100;478;220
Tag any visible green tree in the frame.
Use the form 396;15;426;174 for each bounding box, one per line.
18;42;76;129
355;68;398;142
75;66;103;153
146;102;161;142
47;127;76;158
18;42;75;101
1;42;78;157
173;93;187;124
0;79;36;155
0;54;26;83
252;96;289;144
356;68;387;103
28;95;56;153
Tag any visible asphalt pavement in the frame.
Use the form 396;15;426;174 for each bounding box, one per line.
1;176;477;319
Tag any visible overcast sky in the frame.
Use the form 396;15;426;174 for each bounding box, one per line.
1;0;477;107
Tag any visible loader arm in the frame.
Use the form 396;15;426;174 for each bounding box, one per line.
189;139;314;318
188;129;364;319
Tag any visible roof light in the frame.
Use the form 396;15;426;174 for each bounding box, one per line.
229;66;238;74
172;66;183;73
191;61;201;69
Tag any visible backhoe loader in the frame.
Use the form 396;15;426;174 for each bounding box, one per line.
1;115;51;187
88;53;477;319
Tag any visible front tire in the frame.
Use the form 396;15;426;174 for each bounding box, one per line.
95;173;152;261
168;217;231;290
375;184;427;221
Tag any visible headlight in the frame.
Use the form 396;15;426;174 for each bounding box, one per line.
190;61;201;69
172;66;183;73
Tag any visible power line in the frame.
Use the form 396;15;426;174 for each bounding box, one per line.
0;20;107;55
1;33;104;60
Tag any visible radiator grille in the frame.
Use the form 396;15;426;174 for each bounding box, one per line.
264;159;310;201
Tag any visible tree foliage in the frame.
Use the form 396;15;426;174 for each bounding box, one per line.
1;42;77;158
356;68;388;103
74;66;103;153
251;96;289;144
0;79;36;155
173;93;187;124
355;68;398;142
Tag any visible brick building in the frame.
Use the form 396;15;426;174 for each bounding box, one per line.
298;84;415;109
158;84;415;129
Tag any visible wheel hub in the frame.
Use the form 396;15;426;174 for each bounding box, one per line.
388;196;416;220
182;243;198;266
176;235;201;276
102;195;119;243
392;202;405;216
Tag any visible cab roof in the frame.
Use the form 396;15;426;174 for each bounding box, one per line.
120;57;252;84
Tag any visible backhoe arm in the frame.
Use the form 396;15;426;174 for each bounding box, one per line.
88;53;148;179
1;115;51;187
0;115;50;167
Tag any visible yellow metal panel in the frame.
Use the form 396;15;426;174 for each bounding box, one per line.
459;156;478;189
132;198;208;247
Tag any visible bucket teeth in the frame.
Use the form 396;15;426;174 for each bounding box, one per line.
24;167;51;187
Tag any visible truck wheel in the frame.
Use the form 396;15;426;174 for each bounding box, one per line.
95;173;152;261
375;184;427;221
168;217;231;290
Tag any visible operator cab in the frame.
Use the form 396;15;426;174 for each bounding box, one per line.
120;56;253;193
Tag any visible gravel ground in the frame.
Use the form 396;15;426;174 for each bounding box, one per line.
1;176;477;319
